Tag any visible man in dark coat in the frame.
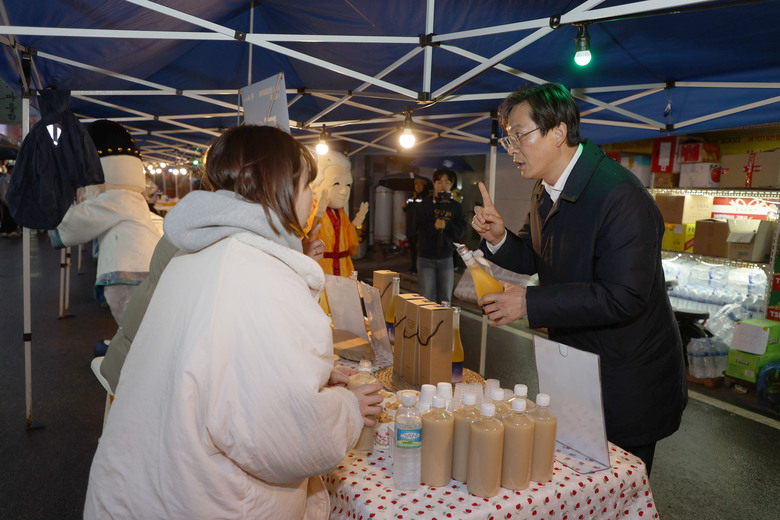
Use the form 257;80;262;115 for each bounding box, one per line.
472;82;687;474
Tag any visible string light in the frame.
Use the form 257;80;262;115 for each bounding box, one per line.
315;127;329;155
574;24;592;66
399;108;416;149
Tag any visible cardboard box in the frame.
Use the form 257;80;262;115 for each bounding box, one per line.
652;172;680;188
393;293;427;377
679;142;720;163
651;136;680;173
654;194;713;224
401;298;430;385
608;152;652;187
679;163;721;188
693;219;730;257
731;318;780;356
662;223;696;252
417;303;453;386
373;270;400;317
711;196;774;220
726;347;780;383
720;151;780;188
693;218;730;258
726;219;774;263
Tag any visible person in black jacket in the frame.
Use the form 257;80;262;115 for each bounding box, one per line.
403;177;429;274
414;169;466;304
471;83;687;475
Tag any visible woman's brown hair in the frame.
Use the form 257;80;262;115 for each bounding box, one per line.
202;125;317;237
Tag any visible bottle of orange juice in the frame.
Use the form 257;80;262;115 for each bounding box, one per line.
384;276;400;344
454;243;503;302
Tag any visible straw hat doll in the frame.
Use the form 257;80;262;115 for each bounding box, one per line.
309;151;368;277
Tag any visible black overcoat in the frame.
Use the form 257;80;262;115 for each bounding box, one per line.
483;139;687;447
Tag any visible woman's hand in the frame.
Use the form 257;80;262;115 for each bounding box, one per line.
327;365;356;387
351;383;384;427
302;222;325;261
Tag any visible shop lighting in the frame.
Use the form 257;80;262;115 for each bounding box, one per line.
574;24;592;66
399;109;416;149
315;127;329;155
160;162;167;168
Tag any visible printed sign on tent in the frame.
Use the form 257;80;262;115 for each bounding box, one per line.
240;72;289;132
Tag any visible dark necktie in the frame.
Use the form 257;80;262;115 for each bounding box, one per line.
539;189;554;221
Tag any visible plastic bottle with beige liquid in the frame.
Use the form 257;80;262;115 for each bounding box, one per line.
491;388;511;421
529;393;557;482
501;398;534;490
421;396;454;487
346;360;380;451
451;392;480;482
507;383;535;412
466;403;504;498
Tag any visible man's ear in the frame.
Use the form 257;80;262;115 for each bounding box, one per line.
554;122;568;148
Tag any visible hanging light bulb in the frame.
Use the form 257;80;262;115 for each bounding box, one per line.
399;109;416;149
574;24;592;66
315;127;329;155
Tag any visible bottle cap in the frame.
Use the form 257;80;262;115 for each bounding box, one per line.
481;403;496;417
491;388;504;401
463;392;477;406
432;396;445;409
513;384;528;398
358;360;372;372
401;393;418;407
536;393;551;407
512;398;527;412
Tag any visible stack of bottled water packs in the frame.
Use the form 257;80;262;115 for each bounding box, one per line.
663;258;767;322
686;337;730;379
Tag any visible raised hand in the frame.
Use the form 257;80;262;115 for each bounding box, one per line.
302;222;325;261
352;201;369;228
471;182;506;245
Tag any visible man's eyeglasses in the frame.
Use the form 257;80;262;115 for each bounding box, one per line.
498;127;540;151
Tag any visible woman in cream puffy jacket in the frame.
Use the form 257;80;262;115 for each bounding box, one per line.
84;125;382;519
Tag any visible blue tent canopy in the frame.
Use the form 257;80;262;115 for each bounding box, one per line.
2;0;779;161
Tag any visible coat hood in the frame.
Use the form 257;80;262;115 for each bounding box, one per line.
164;190;302;254
164;190;324;296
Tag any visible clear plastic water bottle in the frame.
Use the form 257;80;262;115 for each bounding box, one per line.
394;392;422;490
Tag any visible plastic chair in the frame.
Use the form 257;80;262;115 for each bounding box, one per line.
90;356;114;430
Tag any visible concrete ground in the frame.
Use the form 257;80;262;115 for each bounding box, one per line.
0;234;777;519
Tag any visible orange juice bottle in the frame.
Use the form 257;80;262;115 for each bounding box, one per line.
384;276;400;344
451;306;464;383
454;243;503;302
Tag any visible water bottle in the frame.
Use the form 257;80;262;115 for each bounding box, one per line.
394;392;422;490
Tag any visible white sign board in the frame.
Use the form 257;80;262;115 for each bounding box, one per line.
325;275;368;341
534;336;610;473
359;282;394;368
240;73;289;131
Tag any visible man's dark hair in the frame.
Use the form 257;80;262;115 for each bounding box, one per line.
498;83;582;147
432;168;457;186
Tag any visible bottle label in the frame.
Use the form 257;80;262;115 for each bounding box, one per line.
396;427;422;449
